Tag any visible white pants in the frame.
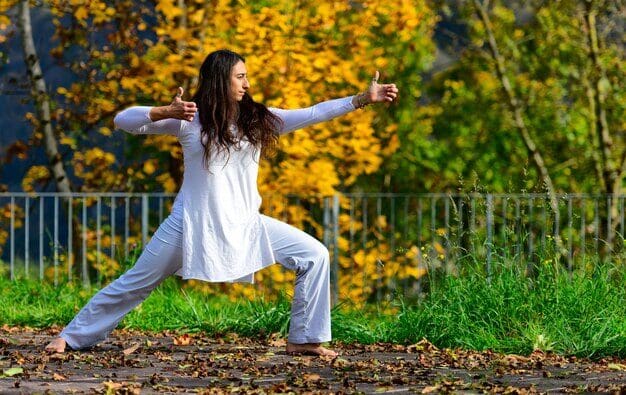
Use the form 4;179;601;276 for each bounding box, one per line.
60;206;331;349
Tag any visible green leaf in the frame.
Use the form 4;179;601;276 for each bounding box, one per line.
2;367;24;377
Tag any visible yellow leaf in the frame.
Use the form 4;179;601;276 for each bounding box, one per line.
433;241;446;255
74;6;88;20
143;161;156;175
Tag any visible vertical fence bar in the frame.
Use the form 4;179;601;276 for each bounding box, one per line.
142;195;148;248
528;197;534;262
515;198;521;261
619;196;624;245
554;196;560;249
25;197;29;279
604;196;615;254
594;198;599;254
501;196;507;254
471;197;476;257
416;198;423;296
457;197;464;260
486;194;493;280
54;195;59;285
96;196;102;284
349;196;355;296
580;196;587;262
111;197;116;263
403;196;409;296
417;198;422;252
376;196;382;302
321;196;332;301
82;197;89;287
361;196;368;299
158;196;164;225
390;196;396;270
10;196;15;280
331;195;340;305
39;197;44;280
542;200;547;252
567;196;573;272
323;197;330;247
444;197;449;261
68;196;73;280
431;197;437;259
124;197;130;259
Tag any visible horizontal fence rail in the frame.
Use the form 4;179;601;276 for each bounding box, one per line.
1;192;626;303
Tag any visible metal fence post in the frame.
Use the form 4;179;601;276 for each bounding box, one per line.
486;194;493;281
25;197;29;279
142;194;149;248
322;197;337;304
82;197;89;287
10;196;14;280
331;194;340;306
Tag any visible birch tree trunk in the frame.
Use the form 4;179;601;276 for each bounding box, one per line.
18;0;71;194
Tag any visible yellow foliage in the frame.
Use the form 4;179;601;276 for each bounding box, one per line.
22;166;51;192
0;203;24;257
143;160;157;175
73;148;123;191
33;0;437;303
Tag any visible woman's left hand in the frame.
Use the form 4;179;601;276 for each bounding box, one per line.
366;71;398;103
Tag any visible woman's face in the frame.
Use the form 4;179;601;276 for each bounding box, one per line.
230;60;249;102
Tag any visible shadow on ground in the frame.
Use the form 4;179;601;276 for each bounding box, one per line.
1;327;626;394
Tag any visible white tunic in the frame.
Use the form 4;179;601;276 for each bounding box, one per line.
114;96;356;283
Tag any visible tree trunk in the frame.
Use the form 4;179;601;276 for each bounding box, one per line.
18;2;89;285
473;0;566;257
18;0;72;194
582;0;621;251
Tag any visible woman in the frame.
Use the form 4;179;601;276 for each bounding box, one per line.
45;49;398;357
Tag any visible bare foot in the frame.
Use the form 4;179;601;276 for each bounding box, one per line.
286;342;338;357
45;337;67;353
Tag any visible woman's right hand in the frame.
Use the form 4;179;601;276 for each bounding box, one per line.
149;87;197;122
168;87;197;121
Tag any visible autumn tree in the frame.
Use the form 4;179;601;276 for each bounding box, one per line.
384;0;624;254
2;1;439;300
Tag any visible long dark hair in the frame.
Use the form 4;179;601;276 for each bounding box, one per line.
191;49;282;167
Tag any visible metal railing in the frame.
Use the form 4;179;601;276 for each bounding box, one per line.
1;192;625;302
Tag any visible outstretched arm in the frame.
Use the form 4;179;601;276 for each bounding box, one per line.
114;88;198;135
271;71;398;134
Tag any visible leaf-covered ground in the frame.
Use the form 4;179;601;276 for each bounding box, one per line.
1;326;626;394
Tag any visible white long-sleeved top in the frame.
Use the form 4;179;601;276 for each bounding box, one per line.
114;96;356;283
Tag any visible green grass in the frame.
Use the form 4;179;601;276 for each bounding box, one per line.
2;257;626;358
385;259;626;358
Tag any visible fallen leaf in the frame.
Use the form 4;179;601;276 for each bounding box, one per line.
608;363;626;371
173;334;192;346
2;368;23;377
303;373;321;381
422;385;441;393
52;373;67;381
269;338;286;347
123;343;140;355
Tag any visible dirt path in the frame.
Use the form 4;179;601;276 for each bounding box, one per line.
1;327;626;394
